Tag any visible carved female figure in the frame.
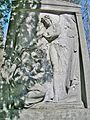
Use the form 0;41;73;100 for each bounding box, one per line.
37;14;81;102
24;13;81;107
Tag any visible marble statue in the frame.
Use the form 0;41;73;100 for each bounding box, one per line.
24;13;81;107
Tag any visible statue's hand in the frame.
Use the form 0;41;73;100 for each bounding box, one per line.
43;33;59;43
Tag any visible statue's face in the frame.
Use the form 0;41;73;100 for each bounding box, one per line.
41;15;52;29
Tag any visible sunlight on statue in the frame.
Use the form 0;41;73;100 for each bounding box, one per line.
24;13;82;108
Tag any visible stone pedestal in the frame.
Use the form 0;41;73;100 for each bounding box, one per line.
18;103;90;120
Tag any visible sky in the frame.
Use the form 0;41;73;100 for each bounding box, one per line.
4;12;11;39
89;0;90;14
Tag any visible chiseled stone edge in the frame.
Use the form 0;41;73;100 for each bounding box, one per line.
41;0;81;8
19;108;90;120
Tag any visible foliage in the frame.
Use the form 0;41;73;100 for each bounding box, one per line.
0;0;44;119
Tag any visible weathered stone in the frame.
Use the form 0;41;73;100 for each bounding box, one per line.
18;106;90;120
0;0;90;120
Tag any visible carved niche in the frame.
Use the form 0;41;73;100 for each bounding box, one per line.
24;13;82;107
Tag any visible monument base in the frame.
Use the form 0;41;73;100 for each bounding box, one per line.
19;109;90;120
1;102;90;120
18;102;89;120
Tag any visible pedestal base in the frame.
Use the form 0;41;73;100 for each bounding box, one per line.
18;102;89;120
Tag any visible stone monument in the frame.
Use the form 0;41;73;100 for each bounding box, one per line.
0;0;90;119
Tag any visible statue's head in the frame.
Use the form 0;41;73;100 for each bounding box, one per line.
41;15;52;29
